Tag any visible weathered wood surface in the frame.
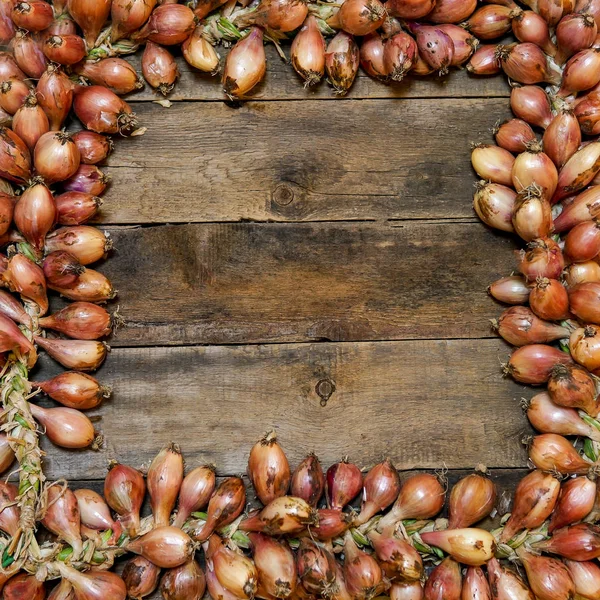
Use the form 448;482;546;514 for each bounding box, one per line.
124;46;511;103
96;98;512;224
70;220;518;346
34;338;530;481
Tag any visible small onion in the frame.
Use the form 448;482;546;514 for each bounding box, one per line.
528;278;570;321
239;495;318;536
463;4;513;39
34;371;110;410
331;0;385;36
291;15;326;86
66;0;111;46
290;453;325;508
488;275;530;304
494;119;536;154
447;470;497;529
296;536;336;596
419;528;496;566
147;442;184;528
223;27;266;99
565;220;600;262
497;42;561;85
529;432;595;475
368;528;423;581
249;532;296;599
111;0;157;42
556;12;598;65
423;557;462;600
104;462;145;536
235;0;308;33
12;93;49;152
559;48;600;97
122;556;161;600
325;31;360;96
55;191;102;225
383;32;417;81
127;526;195;569
543;111;582;169
390;581;423;600
0;126;30;184
428;0;477;23
133;4;196;45
41;485;83;557
386;0;435;19
354;458;400;525
11;30;47;78
565;560;600;600
36;65;74;131
34;336;109;371
13;180;56;250
0;79;30;116
75;58;143;96
504;344;573;384
548;477;597;532
49;267;116;303
56;563;126;600
407;21;454;74
565;261;600;286
512;10;556;56
511;184;553;242
2;574;45;600
173;464;216;528
63;164;109;196
486;558;533;600
45;226;112;265
516;237;564;281
470;144;514;187
510;85;553;129
34;130;80;184
160;560;206;600
326;459;363;510
248;430;291;506
516;547;575;600
343;531;383;599
71;131;112;165
73;85;137;135
30;403;96;449
38;302;111;340
42;34;86;66
466;44;502;75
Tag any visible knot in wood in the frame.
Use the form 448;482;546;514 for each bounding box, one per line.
272;183;295;206
315;378;336;407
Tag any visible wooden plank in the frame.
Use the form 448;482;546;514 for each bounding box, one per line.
123;46;511;103
35;338;530;481
79;221;518;346
95;98;512;224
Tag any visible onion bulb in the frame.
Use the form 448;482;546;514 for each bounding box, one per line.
291;15;325;86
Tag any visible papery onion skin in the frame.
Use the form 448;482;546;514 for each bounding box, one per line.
565;261;600;286
559;48;600;97
517;237;565;281
73;86;138;135
387;0;434;19
574;91;600;135
512;144;558;200
529;278;569;321
160;560;206;600
147;442;184;528
4;253;48;315
423;557;462;600
248;430;291;506
419;528;496;566
548;363;599;415
488;275;531;304
569;281;600;323
512;10;556;56
368;528;423;582
428;0;477;23
127;526;194;569
447;470;496;529
173;464;216;528
529;432;595;475
249;532;296;599
145;41;181;94
473;181;516;232
311;507;350;541
235;0;308;33
291;453;325;508
41;485;84;558
548;477;597;532
325;459;363;510
55;191;102;225
134;4;196;45
383;31;417;81
355;458;400;525
223;27;266;99
486;557;534;600
36;65;74;131
511;185;553;242
466;44;501;75
35;371;109;410
122;556;161;600
34;336;108;371
505;344;573;384
14;180;55;250
66;0;111;47
516;547;576;600
495;119;536;154
71;131;112;165
0;126;30;184
325;31;360;96
471;144;515;187
564;219;600;263
0;434;14;475
361;32;388;79
565;560;600;600
56;563;126;600
291;15;325;86
111;0;158;42
554;142;600;204
45;226;112;266
2;574;45;600
12;93;49;153
30;403;96;449
63;164;110;196
343;530;383;599
543;111;582;169
510;85;553;129
390;581;423;600
49;267;116;303
75;58;143;96
34;130;80;184
331;0;385;36
238;495;318;536
554;186;600;232
556;13;598;65
104;462;146;536
43;34;86;66
407;22;455;74
296;536;336;596
463;4;513;40
12;30;47;78
570;325;600;374
38;302;111;340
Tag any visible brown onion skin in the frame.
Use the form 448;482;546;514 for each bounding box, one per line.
565;560;600;599
427;0;477;23
496;305;569;346
11;30;47;78
75;58;143;96
35;371;109;410
14;180;56;250
12;93;49;152
55;191;102;225
0;1;15;45
569;281;600;324
2;574;45;600
0;79;30;116
548;477;596;532
34;130;80;184
0;126;31;184
543;111;582;169
559;48;600;97
488;275;531;304
517;547;576;600
248;532;296;600
34;336;108;371
565;220;600;262
173;465;216;528
578;0;600;28
517;237;565;281
325;31;360;96
248;430;291;506
45;225;111;265
529;278;570;321
407;22;454;74
311;508;350;541
556;13;598;65
565;261;600;286
63;164;109;196
71;131;112;165
486;558;533;600
386;0;435;19
66;0;111;47
73;85;137;135
122;556;161;600
161;560;206;600
550;361;600;416
505;344;573;385
143;41;180;95
4;253;48;314
223;27;267;99
495;119;536;154
463;5;513;40
530;432;595;474
147;442;184;528
104;462;146;536
575;91;600;135
438;24;476;66
361;32;388;80
326;460;363;510
423;557;462;600
390;581;423;600
42;250;83;287
447;471;496;529
296;536;336;596
133;4;196;45
466;44;502;75
510;85;553;129
38;302;111;339
43;34;86;66
368;528;423;581
512;9;556;56
49;267;116;303
111;0;158;42
291;453;325;508
36;65;74;131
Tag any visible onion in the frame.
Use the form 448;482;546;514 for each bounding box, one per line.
512;185;553;242
555;186;600;232
63;164;109;196
486;558;533;600
122;556;161;600
412;52;435;76
0;53;25;83
423;557;462;600
0;2;14;45
39;302;111;340
355;458;400;525
4;253;48;314
559;48;600;97
463;5;513;39
325;31;359;96
47;580;73;600
565;261;600;286
14;180;56;250
369;528;423;581
12;93;49;152
11;30;47;78
460;567;491;600
565;560;600;599
428;0;477;23
470;144;514;187
378;473;445;531
296;537;336;596
510;85;553;129
35;371;109;410
493;304;569;346
45;226;111;265
529;279;570;323
30;403;96;448
420;528;495;566
291;453;324;508
575;91;600;136
43;34;86;66
111;0;158;42
516;547;575;600
578;0;600;28
494;119;536;154
42;250;83;288
291;15;326;86
571;324;600;373
223;27;266;99
0;289;29;328
249;532;296;599
248;430;291;505
472;181;515;232
539;0;576;27
34;130;80;184
549;477;597;532
512;10;556;56
0;482;20;536
383;32;418;81
239;495;318;535
526;391;600;440
49;267;116;303
517;237;565;281
133;4;196;45
543;111;582;169
505;344;572;384
2;574;45;600
66;0;111;47
570;281;600;323
0;79;30;116
447;470;496;529
36;65;74;131
565;220;600;262
512;143;558;201
173;464;215;528
488;275;530;304
501;470;560;542
312;507;350;541
466;44;502;75
0;312;34;357
530;432;596;474
437;24;477;66
46;13;77;36
386;0;434;19
127;525;194;569
73;85;137;135
497;42;561;85
55;563;126;600
205;563;242;600
147;442;184;527
41;484;83;557
192;476;245;541
325;459;362;510
389;581;423;600
0;126;30;184
330;0;385;36
161;560;206;600
74;488;120;535
343;531;382;599
556;13;598;65
104;462;145;536
75;58;143;96
205;534;258;600
34;336;109;371
71;131;112;166
406;22;454;74
182;32;216;79
55;191;102;225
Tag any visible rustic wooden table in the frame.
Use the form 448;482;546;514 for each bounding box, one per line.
35;48;529;533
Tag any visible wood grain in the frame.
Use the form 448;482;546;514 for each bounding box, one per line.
35;337;530;481
64;220;518;346
123;46;511;103
95;98;512;224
